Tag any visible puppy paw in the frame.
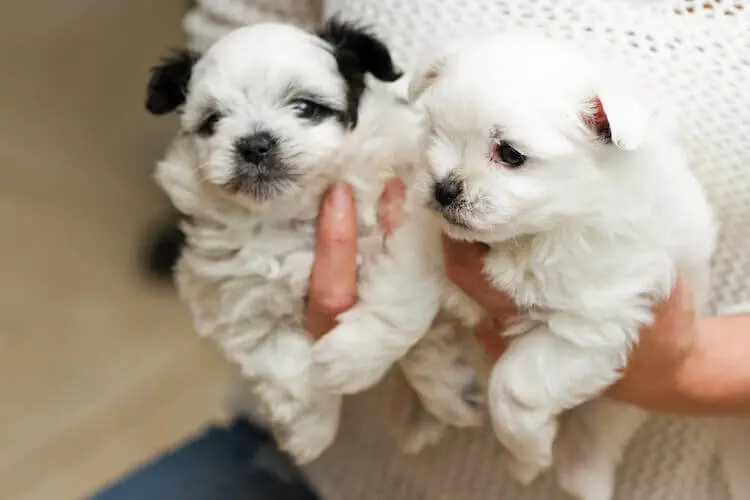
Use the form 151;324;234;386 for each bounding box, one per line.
505;455;546;486
391;367;448;455
489;363;557;480
401;323;486;428
491;398;556;482
556;453;615;500
552;402;644;500
417;373;485;428
457;378;486;424
398;414;447;455
311;319;393;394
553;414;615;500
556;462;615;500
274;399;341;464
278;419;335;464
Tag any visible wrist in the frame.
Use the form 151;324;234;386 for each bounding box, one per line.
676;314;750;415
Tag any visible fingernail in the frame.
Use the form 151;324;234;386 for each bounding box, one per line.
329;183;352;219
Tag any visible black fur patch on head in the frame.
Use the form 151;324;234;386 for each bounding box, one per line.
146;49;200;115
317;16;402;127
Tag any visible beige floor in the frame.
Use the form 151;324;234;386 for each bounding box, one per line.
0;2;231;499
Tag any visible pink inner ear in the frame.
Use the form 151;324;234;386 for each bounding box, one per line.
587;96;612;141
421;67;440;90
592;97;606;126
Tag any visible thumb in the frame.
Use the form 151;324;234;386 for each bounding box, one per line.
305;183;358;338
475;317;511;359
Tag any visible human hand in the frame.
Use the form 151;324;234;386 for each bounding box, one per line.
304;179;406;338
441;237;517;358
603;276;697;412
442;236;700;414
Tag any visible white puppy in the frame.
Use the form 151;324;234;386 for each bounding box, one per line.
145;20;483;463
312;32;717;499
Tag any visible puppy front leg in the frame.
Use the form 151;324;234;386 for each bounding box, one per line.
390;366;449;455
400;318;485;429
554;400;648;500
488;323;627;485
312;215;444;395
241;328;342;464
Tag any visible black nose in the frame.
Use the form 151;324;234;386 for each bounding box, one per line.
433;179;463;207
236;132;275;164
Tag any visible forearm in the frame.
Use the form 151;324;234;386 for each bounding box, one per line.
677;314;750;415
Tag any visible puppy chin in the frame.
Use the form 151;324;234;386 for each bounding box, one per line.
442;223;484;242
429;207;481;242
202;155;301;206
199;173;299;211
226;175;297;201
432;207;517;244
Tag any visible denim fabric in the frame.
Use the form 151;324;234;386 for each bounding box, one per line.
91;418;322;500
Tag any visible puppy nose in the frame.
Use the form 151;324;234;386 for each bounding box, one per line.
236;132;275;164
433;179;463;207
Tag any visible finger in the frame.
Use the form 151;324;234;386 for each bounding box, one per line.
475;316;511;359
305;184;359;338
377;177;407;238
442;235;516;317
655;276;694;324
629;275;694;360
605;275;695;405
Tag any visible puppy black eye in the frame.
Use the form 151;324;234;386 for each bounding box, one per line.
196;110;222;137
492;142;526;168
290;99;333;121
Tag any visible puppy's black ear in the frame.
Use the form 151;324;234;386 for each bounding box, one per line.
146;50;200;115
317;17;401;83
317;17;401;126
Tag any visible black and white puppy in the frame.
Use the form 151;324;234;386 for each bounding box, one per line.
145;19;482;463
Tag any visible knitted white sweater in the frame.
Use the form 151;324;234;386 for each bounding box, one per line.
182;1;750;498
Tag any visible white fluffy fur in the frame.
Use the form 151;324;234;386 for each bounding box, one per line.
311;32;717;500
154;23;483;463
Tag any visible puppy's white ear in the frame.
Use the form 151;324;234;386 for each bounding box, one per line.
409;37;476;102
585;84;650;151
407;56;446;103
408;37;472;103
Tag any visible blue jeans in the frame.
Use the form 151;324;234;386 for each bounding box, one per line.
91;418;322;500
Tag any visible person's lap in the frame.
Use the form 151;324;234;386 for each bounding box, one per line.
91;418;322;500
